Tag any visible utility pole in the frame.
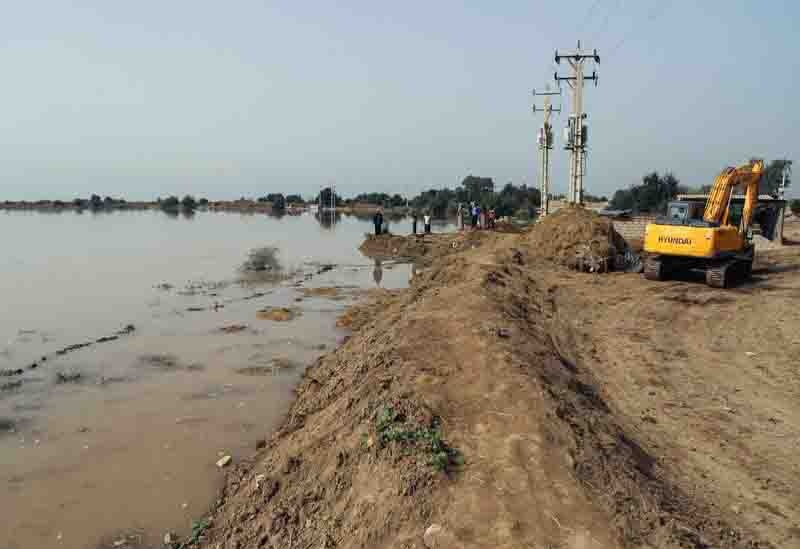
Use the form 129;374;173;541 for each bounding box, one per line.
555;41;599;204
533;86;561;217
778;160;792;200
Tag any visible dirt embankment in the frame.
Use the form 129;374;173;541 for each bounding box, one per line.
197;209;800;549
358;231;499;262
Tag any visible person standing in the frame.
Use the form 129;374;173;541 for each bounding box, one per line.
373;209;383;236
488;208;496;229
471;203;478;230
412;212;418;235
423;212;432;234
456;203;463;231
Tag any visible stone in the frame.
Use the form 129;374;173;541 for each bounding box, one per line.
216;455;232;468
423;524;443;548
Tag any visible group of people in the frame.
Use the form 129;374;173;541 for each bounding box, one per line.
373;209;432;236
373;203;495;237
411;212;432;235
457;202;496;231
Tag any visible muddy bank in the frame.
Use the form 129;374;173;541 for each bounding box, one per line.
358;231;496;262
195;209;799;548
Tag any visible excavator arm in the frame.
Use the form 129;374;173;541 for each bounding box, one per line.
703;160;764;233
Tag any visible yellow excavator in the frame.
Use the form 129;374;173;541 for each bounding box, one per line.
643;159;764;288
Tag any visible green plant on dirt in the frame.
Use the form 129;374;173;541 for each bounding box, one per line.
372;405;463;473
166;518;210;549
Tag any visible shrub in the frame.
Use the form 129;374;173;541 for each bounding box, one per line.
181;195;197;211
790;199;800;216
160;196;180;211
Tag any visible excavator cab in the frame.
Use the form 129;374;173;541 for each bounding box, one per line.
661;201;706;225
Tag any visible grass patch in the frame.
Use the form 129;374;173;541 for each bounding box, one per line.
166;518;210;549
372;405;463;473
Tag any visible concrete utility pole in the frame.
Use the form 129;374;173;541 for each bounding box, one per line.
778;160;792;200
555;41;600;204
532;86;561;216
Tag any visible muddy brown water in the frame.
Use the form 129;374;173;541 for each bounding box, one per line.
0;210;448;549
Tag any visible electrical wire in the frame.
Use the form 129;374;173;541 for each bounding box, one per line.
607;0;670;56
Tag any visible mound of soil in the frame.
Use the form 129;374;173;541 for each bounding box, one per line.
524;206;628;271
359;231;496;262
359;234;429;259
192;225;797;549
256;307;298;322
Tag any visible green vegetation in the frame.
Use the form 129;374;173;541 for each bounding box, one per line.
165;518;211;549
160;196;180;212
317;187;342;208
790;199;800;216
181;195;197;211
159;195;200;214
755;158;791;196
346;192;406;208
409;175;541;218
285;194;304;205
371;405;463;473
608;172;685;213
265;193;286;210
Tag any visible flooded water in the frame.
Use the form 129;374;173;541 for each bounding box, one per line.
0;209;430;549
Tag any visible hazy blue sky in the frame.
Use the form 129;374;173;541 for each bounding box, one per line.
0;1;797;200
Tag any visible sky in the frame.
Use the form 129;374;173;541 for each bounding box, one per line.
0;0;797;201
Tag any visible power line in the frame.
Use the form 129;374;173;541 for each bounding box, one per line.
607;0;670;56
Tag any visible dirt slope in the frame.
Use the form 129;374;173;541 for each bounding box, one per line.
196;216;800;549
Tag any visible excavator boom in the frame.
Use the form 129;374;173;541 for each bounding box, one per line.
702;160;764;233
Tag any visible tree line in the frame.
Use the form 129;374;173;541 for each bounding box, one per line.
609;159;792;213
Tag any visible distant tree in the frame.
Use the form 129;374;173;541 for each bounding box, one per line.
317;187;341;208
267;193;286;211
161;196;180;212
790;199;800;216
753;158;791;197
103;196;114;207
460;175;494;202
285;194;304;204
89;194;102;209
198;197;209;206
73;198;85;208
181;195;197;211
609;172;685;213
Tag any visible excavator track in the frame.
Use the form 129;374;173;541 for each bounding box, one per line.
643;257;666;281
706;258;753;288
706;263;729;288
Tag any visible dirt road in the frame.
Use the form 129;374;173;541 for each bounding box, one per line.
194;215;800;549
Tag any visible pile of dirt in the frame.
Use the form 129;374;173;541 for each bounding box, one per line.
524;206;629;271
359;231;496;262
358;234;430;259
188;223;797;549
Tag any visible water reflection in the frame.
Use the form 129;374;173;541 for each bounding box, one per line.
372;258;383;287
314;210;342;229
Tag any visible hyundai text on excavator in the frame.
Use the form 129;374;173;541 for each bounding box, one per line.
642;160;764;288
